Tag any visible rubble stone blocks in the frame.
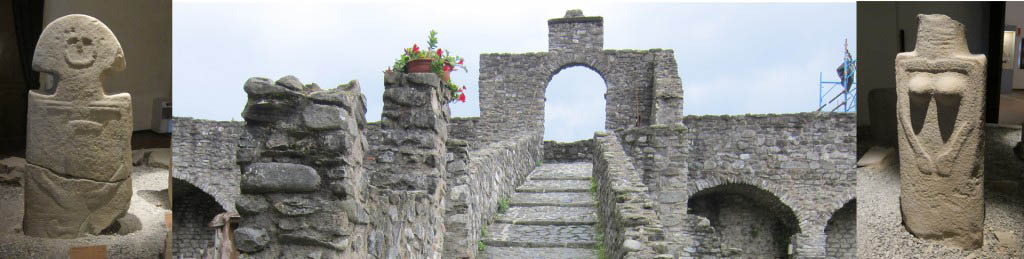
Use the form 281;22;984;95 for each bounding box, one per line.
365;72;451;259
235;76;370;258
23;14;132;238
895;14;986;249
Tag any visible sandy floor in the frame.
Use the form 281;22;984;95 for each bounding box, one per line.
0;165;170;258
857;154;1024;258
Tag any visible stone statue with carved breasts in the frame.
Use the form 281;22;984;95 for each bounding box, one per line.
895;14;985;250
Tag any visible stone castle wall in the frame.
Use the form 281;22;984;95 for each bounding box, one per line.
476;11;684;142
362;72;451;258
443;133;542;258
592;132;667;258
619;112;857;258
233;76;371;258
171;117;244;212
171;178;226;258
166;11;870;259
824;200;856;259
543;139;593;162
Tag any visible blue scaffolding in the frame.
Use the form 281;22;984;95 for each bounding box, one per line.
818;40;857;113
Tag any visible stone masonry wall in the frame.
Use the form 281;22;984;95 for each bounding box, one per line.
825;200;856;259
172;117;244;212
363;72;451;258
172;178;226;258
543;139;593;162
449;117;482;144
443;133;542;258
592;132;669;258
688;192;790;257
620;112;856;258
477;10;684;142
234;76;370;258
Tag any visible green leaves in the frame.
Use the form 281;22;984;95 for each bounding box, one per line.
428;30;439;49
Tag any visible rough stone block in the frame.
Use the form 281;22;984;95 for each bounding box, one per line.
241;162;321;193
302;104;346;130
235;227;269;252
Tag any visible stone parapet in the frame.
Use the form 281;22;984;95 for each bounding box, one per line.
593;132;669;258
364;72;451;258
234;76;370;258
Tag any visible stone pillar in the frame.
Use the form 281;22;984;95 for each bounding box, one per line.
792;226;827;258
234;76;370;258
651;50;685;125
23;14;132;238
548;9;603;53
895;14;986;249
366;72;450;258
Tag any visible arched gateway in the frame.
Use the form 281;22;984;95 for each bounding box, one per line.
477;10;685;140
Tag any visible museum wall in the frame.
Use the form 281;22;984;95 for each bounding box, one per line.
0;0;26;153
43;0;172;131
1007;2;1024;90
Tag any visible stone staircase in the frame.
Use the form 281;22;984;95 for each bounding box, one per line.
480;163;599;258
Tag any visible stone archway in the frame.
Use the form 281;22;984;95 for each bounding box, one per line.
172;178;227;258
825;199;856;259
687;183;801;258
543;65;608;141
477;10;683;141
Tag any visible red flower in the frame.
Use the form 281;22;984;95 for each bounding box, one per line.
458;92;466;103
412;44;419;53
437;49;443;57
443;65;452;72
458;58;464;65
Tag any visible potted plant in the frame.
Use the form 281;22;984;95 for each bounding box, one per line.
389;30;468;103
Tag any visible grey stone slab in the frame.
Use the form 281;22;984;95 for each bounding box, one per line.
530;163;592;180
509;192;596;207
495;206;597;225
516;180;590;193
484;223;596;246
479;246;598;259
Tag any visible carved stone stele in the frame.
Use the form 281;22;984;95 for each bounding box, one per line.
22;14;132;238
895;14;985;250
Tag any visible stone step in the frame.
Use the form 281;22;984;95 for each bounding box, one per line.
483;224;596;249
482;239;597;249
530;163;592;180
528;176;591;181
495;206;597;225
509;192;596;207
479;246;598;259
515;180;591;193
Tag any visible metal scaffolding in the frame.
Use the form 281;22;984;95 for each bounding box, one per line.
818;39;857;113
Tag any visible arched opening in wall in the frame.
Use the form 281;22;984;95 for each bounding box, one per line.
825;199;856;259
172;178;227;258
544;66;607;142
687;183;800;258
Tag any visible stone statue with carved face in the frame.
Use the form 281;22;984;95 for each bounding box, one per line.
22;14;132;238
895;14;985;250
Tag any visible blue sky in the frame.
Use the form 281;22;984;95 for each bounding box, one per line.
173;2;855;141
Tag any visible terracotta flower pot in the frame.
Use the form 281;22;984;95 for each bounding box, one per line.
405;58;433;73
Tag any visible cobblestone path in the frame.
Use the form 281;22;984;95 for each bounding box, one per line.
480;162;599;258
